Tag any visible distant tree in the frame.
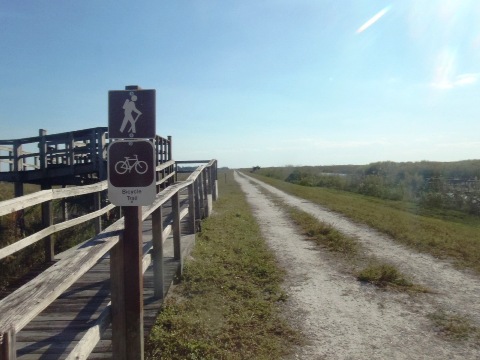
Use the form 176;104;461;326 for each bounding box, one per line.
251;166;261;172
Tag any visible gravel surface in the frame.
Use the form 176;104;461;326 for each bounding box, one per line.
235;171;480;359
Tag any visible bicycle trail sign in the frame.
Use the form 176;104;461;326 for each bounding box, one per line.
108;89;156;139
107;140;156;206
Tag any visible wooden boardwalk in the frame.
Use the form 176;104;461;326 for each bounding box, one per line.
0;128;218;359
13;206;195;360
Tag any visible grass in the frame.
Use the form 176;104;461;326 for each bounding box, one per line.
280;200;425;292
287;206;358;256
357;262;414;288
247;172;480;274
146;170;302;360
428;311;480;343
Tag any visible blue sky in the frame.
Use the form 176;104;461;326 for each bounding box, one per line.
1;1;480;168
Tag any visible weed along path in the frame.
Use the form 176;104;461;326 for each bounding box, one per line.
234;171;480;359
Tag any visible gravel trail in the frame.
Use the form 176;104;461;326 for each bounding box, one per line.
235;171;480;359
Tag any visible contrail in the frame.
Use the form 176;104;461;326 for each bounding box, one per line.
356;6;391;33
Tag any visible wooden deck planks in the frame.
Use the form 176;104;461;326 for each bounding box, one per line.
14;198;195;360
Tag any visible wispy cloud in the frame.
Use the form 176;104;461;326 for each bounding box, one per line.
431;73;480;89
430;48;480;89
356;6;392;34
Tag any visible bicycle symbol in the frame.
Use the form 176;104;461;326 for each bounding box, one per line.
114;155;148;175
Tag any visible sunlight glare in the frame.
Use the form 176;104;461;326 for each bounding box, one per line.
356;6;392;34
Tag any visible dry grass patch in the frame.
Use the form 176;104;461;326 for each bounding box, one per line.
428;311;480;344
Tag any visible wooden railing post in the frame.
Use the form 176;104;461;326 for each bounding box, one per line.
12;144;25;237
202;169;209;217
0;329;16;360
188;183;196;234
172;192;181;262
152;206;164;298
67;133;74;167
7;149;15;171
167;136;172;162
212;162;218;201
96;129;107;181
93;192;102;234
194;178;201;227
89;129;96;169
41;184;54;263
13;142;23;173
200;172;206;219
167;136;175;184
39;129;47;173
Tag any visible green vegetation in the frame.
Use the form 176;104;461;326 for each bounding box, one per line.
255;160;480;214
287;207;358;256
146;170;301;360
428;311;480;343
357;262;412;288
282;203;423;291
247;170;480;274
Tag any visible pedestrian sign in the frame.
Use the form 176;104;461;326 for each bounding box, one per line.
108;89;156;139
107;140;156;206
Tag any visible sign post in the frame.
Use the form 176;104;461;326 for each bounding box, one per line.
108;86;156;360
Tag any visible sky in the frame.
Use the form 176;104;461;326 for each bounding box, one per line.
1;0;480;169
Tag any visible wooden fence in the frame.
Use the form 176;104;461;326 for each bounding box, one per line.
0;159;218;359
0;128;173;188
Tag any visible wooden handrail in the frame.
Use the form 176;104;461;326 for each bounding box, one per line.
0;161;174;217
0;204;116;260
0;159;218;359
0;160;217;331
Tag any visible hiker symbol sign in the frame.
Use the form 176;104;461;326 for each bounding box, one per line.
108;89;156;139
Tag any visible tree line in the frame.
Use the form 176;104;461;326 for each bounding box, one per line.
255;160;480;215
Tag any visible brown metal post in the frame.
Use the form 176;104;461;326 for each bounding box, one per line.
110;236;126;360
122;206;144;360
106;209;145;359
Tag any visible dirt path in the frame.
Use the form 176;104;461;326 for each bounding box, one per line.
235;171;480;359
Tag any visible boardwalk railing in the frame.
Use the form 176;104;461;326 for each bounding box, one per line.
0;128;173;188
0;159;218;359
0;128;107;176
0;146;39;171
